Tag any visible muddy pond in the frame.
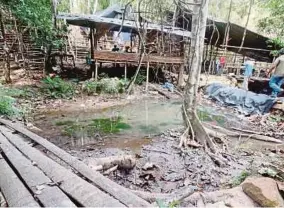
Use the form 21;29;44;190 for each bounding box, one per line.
34;98;243;151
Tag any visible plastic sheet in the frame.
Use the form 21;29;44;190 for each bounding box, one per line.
205;83;277;115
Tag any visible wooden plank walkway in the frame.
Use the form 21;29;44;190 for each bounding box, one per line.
0;118;150;207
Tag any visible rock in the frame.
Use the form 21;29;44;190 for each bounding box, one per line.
142;162;157;171
242;177;284;207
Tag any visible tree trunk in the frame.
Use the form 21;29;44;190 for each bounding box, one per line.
238;0;254;53
182;0;224;166
0;10;11;83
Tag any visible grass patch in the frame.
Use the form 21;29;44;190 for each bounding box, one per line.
41;76;75;99
0;85;23;117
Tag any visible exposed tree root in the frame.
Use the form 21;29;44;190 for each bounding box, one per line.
130;186;199;204
180;102;227;167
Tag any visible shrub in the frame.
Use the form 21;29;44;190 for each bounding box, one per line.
82;80;98;95
98;78;127;94
82;78;127;95
0;95;21;117
133;71;146;85
41;76;75;99
0;85;23;117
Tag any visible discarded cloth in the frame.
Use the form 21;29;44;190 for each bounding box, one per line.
205;83;277;115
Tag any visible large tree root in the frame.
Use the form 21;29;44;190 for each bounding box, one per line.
180;103;227;167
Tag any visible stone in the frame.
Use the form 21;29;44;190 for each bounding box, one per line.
242;177;284;207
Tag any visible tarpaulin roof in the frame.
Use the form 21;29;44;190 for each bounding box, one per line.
168;9;273;61
57;9;191;38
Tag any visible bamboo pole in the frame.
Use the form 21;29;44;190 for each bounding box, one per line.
146;61;150;92
124;63;127;82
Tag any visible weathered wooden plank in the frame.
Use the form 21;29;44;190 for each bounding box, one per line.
0;119;151;207
0;126;124;207
94;51;183;64
0;131;76;207
0;156;40;207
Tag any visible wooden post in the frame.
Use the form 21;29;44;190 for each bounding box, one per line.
130;34;133;53
146;61;150;92
124;63;127;81
95;62;98;82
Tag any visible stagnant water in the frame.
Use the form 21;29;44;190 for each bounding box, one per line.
35;99;243;148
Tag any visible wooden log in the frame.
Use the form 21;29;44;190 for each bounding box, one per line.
0;126;124;207
0;157;39;207
0;131;76;207
0;119;150;207
86;155;136;171
204;123;283;143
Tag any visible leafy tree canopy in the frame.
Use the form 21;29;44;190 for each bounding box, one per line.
258;0;284;38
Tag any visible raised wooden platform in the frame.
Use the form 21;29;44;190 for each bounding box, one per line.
94;51;183;65
0;119;150;207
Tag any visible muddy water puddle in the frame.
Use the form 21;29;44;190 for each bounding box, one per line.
34;99;244;151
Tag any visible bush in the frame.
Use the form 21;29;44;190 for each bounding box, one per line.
41;76;75;99
82;80;98;95
0;85;23;117
82;78;127;95
0;95;21;117
98;78;126;94
134;71;146;85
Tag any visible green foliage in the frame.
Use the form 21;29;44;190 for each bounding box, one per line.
0;85;23;117
231;170;250;187
267;38;284;56
98;78;127;94
169;200;180;208
0;95;21;117
258;0;284;37
82;80;98;95
82;78;127;95
133;72;146;85
41;76;75;99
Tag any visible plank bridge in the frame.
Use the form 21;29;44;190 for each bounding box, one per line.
0;118;150;207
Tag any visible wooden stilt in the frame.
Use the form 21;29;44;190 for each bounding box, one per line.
95;62;98;82
124;63;127;81
146;61;150;92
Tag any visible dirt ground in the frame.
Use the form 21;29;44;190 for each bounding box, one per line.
28;91;284;195
4;68;284;200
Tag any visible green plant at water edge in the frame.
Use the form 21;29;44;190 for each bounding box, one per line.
62;117;131;138
41;76;75;99
231;170;250;187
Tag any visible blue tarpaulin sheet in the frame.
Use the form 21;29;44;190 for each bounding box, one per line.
205;83;277;115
